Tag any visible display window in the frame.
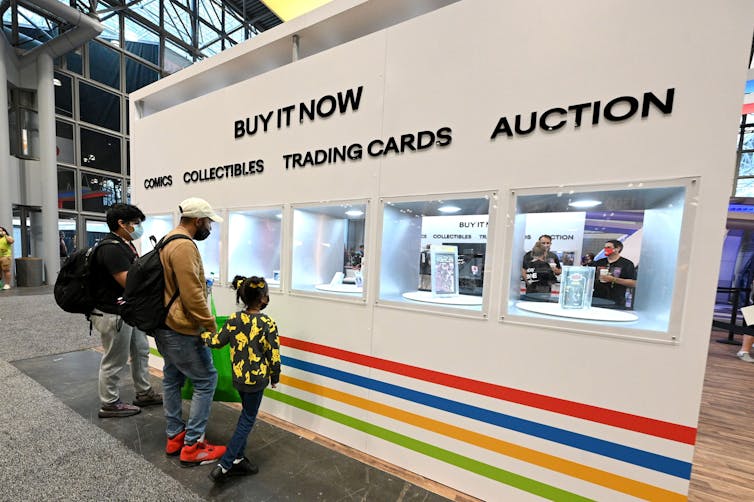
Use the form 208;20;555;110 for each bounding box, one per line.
141;213;174;253
290;201;368;300
228;207;283;289
376;193;494;316
504;179;697;341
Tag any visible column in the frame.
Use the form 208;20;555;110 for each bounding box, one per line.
37;53;60;282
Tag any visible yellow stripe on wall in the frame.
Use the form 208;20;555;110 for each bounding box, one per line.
261;0;333;21
281;375;685;501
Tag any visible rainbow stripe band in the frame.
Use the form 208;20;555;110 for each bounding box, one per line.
281;336;696;444
149;338;691;499
275;375;686;501
283;355;691;479
266;387;597;502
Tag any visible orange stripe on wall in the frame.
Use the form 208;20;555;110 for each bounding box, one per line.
281;375;686;501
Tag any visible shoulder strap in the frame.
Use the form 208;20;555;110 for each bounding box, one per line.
156;233;194;251
156;234;194;317
86;238;121;261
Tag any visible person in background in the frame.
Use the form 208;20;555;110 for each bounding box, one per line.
736;335;754;362
592;239;637;308
523;243;557;294
581;252;595;267
154;197;226;466
91;203;163;418
203;275;281;483
0;226;14;290
351;244;365;268
521;234;562;280
59;233;69;262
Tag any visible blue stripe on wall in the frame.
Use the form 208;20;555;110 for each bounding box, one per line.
282;355;692;479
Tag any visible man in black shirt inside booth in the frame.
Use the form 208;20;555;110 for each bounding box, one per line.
90;203;162;418
592;239;637;308
521;234;562;281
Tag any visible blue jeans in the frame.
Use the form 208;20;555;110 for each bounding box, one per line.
154;328;217;444
219;389;265;470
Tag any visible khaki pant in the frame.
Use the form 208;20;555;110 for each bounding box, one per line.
92;311;152;405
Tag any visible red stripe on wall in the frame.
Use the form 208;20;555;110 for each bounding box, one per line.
743;102;754;115
280;336;697;445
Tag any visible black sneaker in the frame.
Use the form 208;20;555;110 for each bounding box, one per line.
133;388;163;407
208;457;258;483
98;400;141;418
230;457;258;475
209;464;231;483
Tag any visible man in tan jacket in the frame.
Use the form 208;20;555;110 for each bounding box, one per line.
153;197;226;466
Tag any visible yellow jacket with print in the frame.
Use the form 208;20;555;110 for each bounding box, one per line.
201;311;281;393
160;228;215;335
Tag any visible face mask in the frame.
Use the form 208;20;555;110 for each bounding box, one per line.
129;223;144;241
194;220;211;241
604;247;615;256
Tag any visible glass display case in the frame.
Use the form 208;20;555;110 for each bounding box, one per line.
505;179;697;339
228;207;283;288
141;213;173;253
377;193;493;313
291;201;367;298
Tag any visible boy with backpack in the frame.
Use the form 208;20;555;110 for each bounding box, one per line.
90;203;162;418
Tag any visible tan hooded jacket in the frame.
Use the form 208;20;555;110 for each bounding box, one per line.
160;227;215;335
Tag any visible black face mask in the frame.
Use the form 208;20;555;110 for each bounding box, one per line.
259;297;269;310
194;220;211;241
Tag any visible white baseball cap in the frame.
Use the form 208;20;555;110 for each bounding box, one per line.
178;197;224;222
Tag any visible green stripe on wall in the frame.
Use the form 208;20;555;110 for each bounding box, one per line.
265;389;594;502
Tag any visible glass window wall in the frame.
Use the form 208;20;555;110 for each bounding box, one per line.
505;179;696;340
79;82;120;132
291;201;368;299
54;72;73;117
228;208;283;289
378;195;491;313
80;127;122;173
55;121;74;164
88;41;121;90
81;172;123;213
57;167;76;211
124;17;160;65
58;213;78;259
125;57;159;93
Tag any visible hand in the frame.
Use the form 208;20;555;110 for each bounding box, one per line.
200;331;213;344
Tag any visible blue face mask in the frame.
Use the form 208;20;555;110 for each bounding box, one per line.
129;223;144;241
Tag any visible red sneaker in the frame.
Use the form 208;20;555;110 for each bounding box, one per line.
166;430;186;456
180;439;226;467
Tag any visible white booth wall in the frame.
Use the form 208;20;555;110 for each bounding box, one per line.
130;1;753;500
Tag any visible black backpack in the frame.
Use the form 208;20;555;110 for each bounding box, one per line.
118;234;193;333
54;239;120;317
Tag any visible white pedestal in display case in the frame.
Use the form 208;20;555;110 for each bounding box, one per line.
402;291;483;306
315;283;363;294
515;301;638;322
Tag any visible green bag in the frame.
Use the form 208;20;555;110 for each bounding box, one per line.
180;295;240;402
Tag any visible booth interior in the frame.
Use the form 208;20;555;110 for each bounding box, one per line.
132;178;691;344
